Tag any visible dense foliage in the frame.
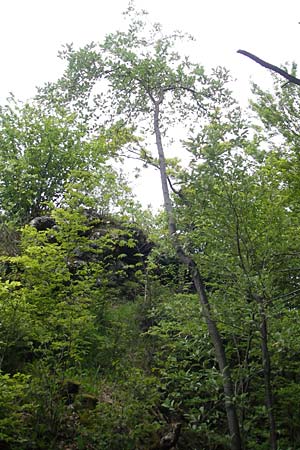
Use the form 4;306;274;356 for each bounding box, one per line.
1;5;300;450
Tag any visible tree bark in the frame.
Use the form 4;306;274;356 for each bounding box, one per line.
237;50;300;86
153;99;242;450
254;295;277;450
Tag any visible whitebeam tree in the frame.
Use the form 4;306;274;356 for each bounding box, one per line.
40;6;244;449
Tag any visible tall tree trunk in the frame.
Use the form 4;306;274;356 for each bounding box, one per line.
153;100;242;450
255;295;277;450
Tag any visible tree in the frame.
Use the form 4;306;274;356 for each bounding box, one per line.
177;128;280;449
42;7;244;449
171;63;300;448
0;97;132;224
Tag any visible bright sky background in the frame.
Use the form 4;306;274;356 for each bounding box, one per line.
0;0;299;209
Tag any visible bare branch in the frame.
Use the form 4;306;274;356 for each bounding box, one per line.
237;49;300;86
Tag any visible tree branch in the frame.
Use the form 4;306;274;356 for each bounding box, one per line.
237;49;300;86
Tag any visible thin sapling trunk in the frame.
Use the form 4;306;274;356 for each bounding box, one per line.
153;99;242;450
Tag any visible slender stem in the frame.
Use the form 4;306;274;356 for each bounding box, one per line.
254;295;277;450
153;95;242;450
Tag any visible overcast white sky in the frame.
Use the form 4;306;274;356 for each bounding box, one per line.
0;0;299;208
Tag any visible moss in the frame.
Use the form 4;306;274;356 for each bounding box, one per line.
78;393;98;410
60;380;81;404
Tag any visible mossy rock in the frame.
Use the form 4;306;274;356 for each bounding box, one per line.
77;393;98;410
